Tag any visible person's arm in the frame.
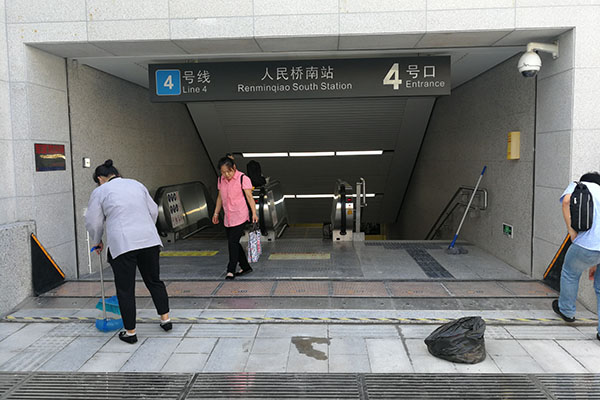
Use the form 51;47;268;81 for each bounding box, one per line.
562;194;578;241
244;188;259;223
212;191;222;225
85;190;105;253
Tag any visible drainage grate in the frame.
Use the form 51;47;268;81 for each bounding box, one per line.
188;373;361;399
0;373;28;396
4;373;599;399
364;374;549;399
536;374;600;399
4;372;192;400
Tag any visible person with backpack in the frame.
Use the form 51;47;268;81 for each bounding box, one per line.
212;156;259;279
554;172;600;341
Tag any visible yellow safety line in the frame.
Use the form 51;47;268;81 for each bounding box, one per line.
2;315;598;324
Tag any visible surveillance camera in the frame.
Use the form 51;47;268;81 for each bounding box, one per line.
518;50;542;77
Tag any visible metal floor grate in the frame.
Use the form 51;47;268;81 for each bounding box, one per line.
364;374;549;399
2;372;192;400
188;373;361;399
535;374;600;399
0;373;27;397
2;372;599;399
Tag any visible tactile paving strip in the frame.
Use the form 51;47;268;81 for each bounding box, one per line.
406;249;454;279
273;281;330;296
332;282;388;297
364;242;443;250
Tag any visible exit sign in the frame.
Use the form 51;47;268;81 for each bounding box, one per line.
503;223;513;238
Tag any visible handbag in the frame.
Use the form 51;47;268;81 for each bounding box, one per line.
247;223;261;263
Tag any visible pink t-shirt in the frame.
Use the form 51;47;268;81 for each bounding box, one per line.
218;170;253;227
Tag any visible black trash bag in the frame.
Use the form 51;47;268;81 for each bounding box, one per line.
424;316;486;364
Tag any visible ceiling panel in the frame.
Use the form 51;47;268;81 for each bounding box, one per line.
416;31;513;48
214;98;407;152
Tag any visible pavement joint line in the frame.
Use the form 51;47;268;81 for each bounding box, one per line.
2;315;597;325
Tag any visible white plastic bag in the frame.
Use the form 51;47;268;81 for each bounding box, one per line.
247;226;261;263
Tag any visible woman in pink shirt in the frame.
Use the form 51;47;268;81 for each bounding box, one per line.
212;156;259;279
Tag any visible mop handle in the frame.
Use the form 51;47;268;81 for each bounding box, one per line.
91;247;107;320
449;166;487;248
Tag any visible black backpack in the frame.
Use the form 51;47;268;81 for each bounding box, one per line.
570;182;594;232
246;160;267;187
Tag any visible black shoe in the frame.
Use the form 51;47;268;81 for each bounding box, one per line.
160;321;172;332
118;331;138;344
552;300;575;323
235;267;253;276
225;273;235;280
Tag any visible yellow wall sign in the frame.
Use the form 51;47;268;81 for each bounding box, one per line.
507;131;520;160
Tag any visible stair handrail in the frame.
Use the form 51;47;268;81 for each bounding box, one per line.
425;186;488;240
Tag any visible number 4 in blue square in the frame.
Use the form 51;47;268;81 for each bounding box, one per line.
156;69;181;96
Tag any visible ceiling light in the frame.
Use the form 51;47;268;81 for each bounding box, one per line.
350;194;376;198
242;152;288;158
336;150;383;156
289;151;335;157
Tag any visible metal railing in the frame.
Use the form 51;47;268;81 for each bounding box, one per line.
425;186;488;240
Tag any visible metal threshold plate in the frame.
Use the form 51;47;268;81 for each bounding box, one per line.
268;253;331;260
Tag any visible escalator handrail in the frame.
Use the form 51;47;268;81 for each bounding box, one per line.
258;187;267;236
340;184;347;235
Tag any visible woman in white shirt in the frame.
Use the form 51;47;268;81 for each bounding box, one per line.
85;160;171;344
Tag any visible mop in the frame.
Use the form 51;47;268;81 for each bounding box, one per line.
92;247;123;332
446;166;487;255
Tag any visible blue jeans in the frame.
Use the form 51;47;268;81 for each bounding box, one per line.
558;243;600;333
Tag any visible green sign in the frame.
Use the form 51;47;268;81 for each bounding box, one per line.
503;223;513;238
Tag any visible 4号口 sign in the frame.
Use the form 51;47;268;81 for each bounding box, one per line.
149;56;450;102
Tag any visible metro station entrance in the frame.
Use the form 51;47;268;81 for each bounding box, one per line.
4;15;600;381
